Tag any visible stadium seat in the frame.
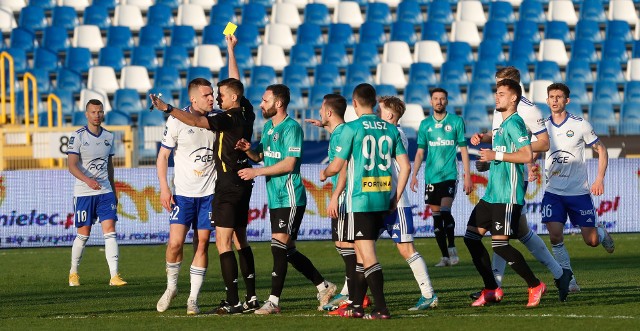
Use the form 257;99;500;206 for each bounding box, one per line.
408;62;436;86
414;40;445;69
538;39;569;66
241;3;268;28
87;66;119;94
397;0;422;25
345;63;374;85
566;59;595;84
64;47;92;74
27;68;51;95
514;20;541;44
271;3;301;29
29;0;55;10
33;47;58;73
60;0;90;12
147;87;174;108
547;0;578;26
353;43;381;69
398;103;426;132
18;5;46;32
264;23;295;50
210;3;237;25
250;65;277;86
421;21;448;46
153;67;182;92
626;58;640;81
303;3;330;27
472;60;498;84
467;82;495;108
245;84;266;107
506;59;531;86
72;25;104;52
0;7;18;33
147;4;174;28
296;23;324;48
383;41;413;69
9;27;37;52
607;0;638;25
186;66;213;83
290;44;318;69
438;82;464;109
456;0;486;27
624;81;640;102
321;43;349;68
487;1;514;24
462;104;491;136
390;21;418;47
105;109;133;125
447;42;474;66
314;63;342;89
42;25;71;53
170;25;197;50
571;38;599;64
579;0;606;23
82;5;110;30
93;0;116;10
124;0;153;12
565;80;589;106
1;48;27;74
545;21;572;44
177;4;207;30
106;26;133;51
477;39;506;64
534;61;562;82
365;2;391;25
113;88;144;114
375;84;397;98
139;25;167;50
403;83;430;108
120;65;152;93
55;67;83;92
575;20;603;44
235;24;261;50
602;39;629;64
283;64;311;90
529;79;554;104
98;47;126;71
518;0;545;24
218;0;244;9
328;23;355;47
0;0;26;13
334;1;363;28
48;88;77;114
427;0;453;25
597;59;625;84
308;84;333;109
256;44;288;71
193;44;224;72
80;88;112;111
113;4;144;32
375;63;407;89
450;21;481;48
131;46;158;71
72;111;88;125
619;101;640;135
359;21;387;47
202;23;226;48
483;20;510;45
606;20;633;43
288;86;305;110
589;101;618;135
162;46;190;71
593;81;622;105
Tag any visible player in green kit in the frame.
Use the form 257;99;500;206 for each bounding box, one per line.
411;87;472;267
322;84;411;319
465;79;546;308
236;84;336;314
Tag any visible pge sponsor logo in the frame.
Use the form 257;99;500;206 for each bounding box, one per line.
87;157;108;171
548;150;575;165
189;147;215;163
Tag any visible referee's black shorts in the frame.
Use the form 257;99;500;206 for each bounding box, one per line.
211;174;253;229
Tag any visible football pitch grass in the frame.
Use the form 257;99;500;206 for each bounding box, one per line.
1;234;639;330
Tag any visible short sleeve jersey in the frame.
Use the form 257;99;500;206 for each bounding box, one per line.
492;96;546;143
160;106;217;197
416;112;467;184
67;126;115;197
335;114;407;213
544;113;599;196
483;113;530;205
257;116;306;208
328;123;345;191
391;127;411;208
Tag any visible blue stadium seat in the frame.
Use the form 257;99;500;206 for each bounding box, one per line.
234;44;254;72
466;82;494;108
105;110;133;125
545;21;571;44
106;26;133;50
321;43;348;68
296;23;324;48
178;87;189;106
131;46;159;71
154;67;182;92
308;84;334;109
2;49;27;74
64;47;92;74
632;40;640;58
439;82;464;108
162;46;190;71
375;84;397;97
218;66;248;86
19;5;46;32
462;104;491;135
427;0;453;25
565;80;589;105
49;88;77;114
421;22;448;45
483;20;510;45
314;64;342;89
488;1;515;24
345;63;374;85
156;0;179;10
365;2;391;25
505;59;531;85
33;47;59;73
51;6;78;30
571;39;599;64
509;39;536;65
580;0;606;23
210;3;237;25
55;68;83;93
304;3;330;28
565;101;583;117
408;62;436;85
97;47;125;71
518;0;545;24
597;59;625;84
359;21;387;47
139;25;167;50
447;42;473;65
218;0;244;9
28;68;51;95
472;60;498;84
589;101;618;135
186;66;213;83
536;102;551;118
353;43;381;69
10;28;37;53
290;44;318;69
235;24;261;50
624;81;640;102
328;23;355;47
593;81;622;105
619;101;640;135
147;4;174;28
250;65;277;86
114;88;144;114
283;65;311;90
575;20;603;43
478;39;506;64
565;59;595;84
245;85;266;107
390;21;418;47
241;3;268;28
602;39;629;64
403;83;430;108
72;111;88;126
29;0;55;10
534;61;562;81
147;87;175;108
93;0;117;10
83;5;110;30
397;0;423;25
514;20;541;43
202;23;227;48
170;25;197;50
606;20;633;43
288;86;305;110
341;83;357;104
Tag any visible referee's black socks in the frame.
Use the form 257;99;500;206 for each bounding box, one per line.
219;251;240;305
237;246;256;299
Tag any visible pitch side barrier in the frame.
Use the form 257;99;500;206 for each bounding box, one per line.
0;160;636;248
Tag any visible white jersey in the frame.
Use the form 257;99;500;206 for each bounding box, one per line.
492;96;546;142
544;112;599;196
391;127;411;208
67;126;115;197
160;106;217;197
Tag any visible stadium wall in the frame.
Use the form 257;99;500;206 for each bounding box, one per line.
0;160;637;248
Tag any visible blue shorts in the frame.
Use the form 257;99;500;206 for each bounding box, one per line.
73;193;118;228
383;207;415;243
541;192;597;228
170;195;214;231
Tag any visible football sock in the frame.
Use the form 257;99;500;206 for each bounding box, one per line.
492;239;540;288
103;232;119;277
433;212;449;257
286;247;324;286
520;229;563;279
491;253;506;287
407;252;434;298
364;263;387;311
166;261;181;291
340;277;349;296
441;208;456;248
270;239;288;297
352;263;367;307
596;226;606;244
70;234;89;274
341;247;356;297
552;242;574;271
464;230;499;289
189;265;206;301
219;251;240;305
237;246;257;298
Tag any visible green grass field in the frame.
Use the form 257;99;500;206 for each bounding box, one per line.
1;234;639;330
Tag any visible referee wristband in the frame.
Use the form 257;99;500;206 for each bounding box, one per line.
495;152;504;161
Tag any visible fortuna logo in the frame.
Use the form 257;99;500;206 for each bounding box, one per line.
278;219;286;228
356;231;364;237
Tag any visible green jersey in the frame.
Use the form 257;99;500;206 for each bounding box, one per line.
257;116;306;208
483;113;530;205
335;114;407;213
416;112;467;184
328;123;345;191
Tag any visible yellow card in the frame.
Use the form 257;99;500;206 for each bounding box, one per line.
223;22;238;35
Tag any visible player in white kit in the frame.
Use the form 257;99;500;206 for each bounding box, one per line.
67;99;126;287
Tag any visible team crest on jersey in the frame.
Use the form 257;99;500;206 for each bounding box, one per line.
69;137;75;145
272;132;279;141
566;130;574;137
163;126;168;136
444;124;452;132
104;140;111;146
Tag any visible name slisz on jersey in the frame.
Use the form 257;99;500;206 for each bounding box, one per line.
362;176;392;192
363;121;387;130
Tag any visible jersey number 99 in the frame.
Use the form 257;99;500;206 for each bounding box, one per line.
362;135;392;171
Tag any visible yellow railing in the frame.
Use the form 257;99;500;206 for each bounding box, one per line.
0;51;16;125
47;93;63;129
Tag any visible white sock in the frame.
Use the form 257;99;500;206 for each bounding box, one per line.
166;261;181;291
552;242;573;271
316;280;328;292
70;234;89;274
521;230;563;279
268;295;279;306
597;226;606;244
103;232;119;278
407;252;434;298
491;253;506;287
340;277;349;296
189;265;206;301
